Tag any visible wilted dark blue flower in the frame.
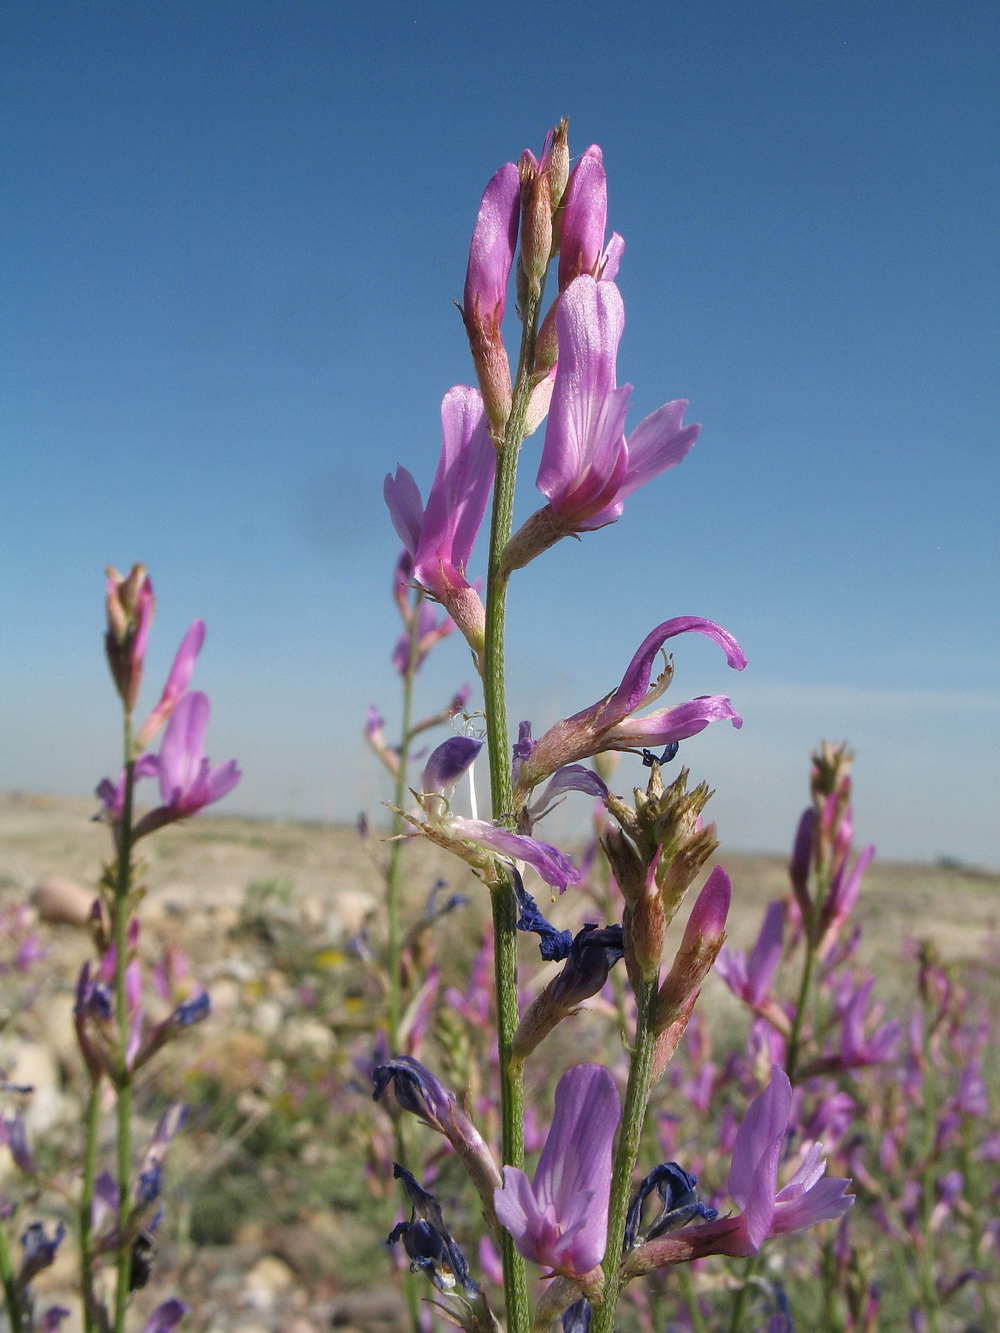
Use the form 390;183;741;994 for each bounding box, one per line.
561;1299;592;1333
172;992;210;1027
513;872;573;961
387;1164;479;1297
623;1162;718;1251
19;1221;66;1284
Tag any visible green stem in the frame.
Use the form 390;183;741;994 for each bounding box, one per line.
784;939;817;1084
917;1031;942;1333
678;1254;708;1333
0;1218;23;1333
480;282;543;1333
592;975;659;1333
726;1255;761;1333
79;1079;102;1333
386;597;423;1051
113;732;136;1333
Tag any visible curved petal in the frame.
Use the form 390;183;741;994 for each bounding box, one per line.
465;162;520;323
596;618;747;726
158;691;209;803
558;147;608;289
416;387;495;589
608;695;743;748
537;277;627;518
536;1065;620;1220
205;759;241;804
449;818;581;892
383;467;424;557
421;736;483;797
728;1068;791;1210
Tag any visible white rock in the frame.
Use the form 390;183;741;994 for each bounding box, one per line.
330;889;375;935
7;1042;64;1133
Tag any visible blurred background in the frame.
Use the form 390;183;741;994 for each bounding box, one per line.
2;0;997;864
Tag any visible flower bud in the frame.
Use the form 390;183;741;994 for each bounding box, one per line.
104;564;155;711
462;162;519;430
546;117;570;211
656;867;731;1030
519;152;552;288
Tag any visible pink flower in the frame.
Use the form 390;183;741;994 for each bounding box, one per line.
513;617;745;792
538;277;698;530
494;1064;621;1277
133;691;240;838
716;900;785;1006
136;619;206;748
558;145;624;290
623;1068;853;1277
384;386;495;651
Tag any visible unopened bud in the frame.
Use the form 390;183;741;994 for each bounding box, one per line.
519;159;552;287
545;118;570;211
624;856;666;987
104;563;154;711
656;867;730;1031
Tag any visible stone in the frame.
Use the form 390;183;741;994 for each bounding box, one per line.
7;1042;64;1133
243;1255;296;1310
329;889;375;936
32;877;96;927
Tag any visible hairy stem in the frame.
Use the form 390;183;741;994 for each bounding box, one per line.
0;1220;22;1333
79;1079;102;1333
481;281;543;1333
592;974;659;1333
112;733;136;1333
386;597;423;1050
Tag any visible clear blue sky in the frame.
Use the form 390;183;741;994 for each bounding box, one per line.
2;1;997;865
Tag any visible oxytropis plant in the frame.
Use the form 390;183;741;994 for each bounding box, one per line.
371;121;854;1333
0;564;240;1333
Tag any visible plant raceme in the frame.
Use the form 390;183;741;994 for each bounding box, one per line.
369;118;861;1333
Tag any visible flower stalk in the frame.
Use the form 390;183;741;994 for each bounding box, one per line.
482;278;545;1333
592;972;660;1333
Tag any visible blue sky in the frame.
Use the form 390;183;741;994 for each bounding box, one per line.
2;1;997;865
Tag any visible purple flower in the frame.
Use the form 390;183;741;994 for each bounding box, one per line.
622;1068;853;1276
836;977;901;1069
132;692;240;838
494;1064;621;1278
503;277;699;570
19;1221;65;1284
464;163;520;335
513;923;625;1060
558;146;624;290
462;162;520;428
449;818;582;892
815;842;874;956
95;753;159;822
421;735;483;804
136;619;205;748
720;1067;854;1255
716;900;785;1007
415;738;582;892
388;1165;480;1297
384;387;496;651
514;618;745;792
391;599;455;676
142;1300;187;1333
